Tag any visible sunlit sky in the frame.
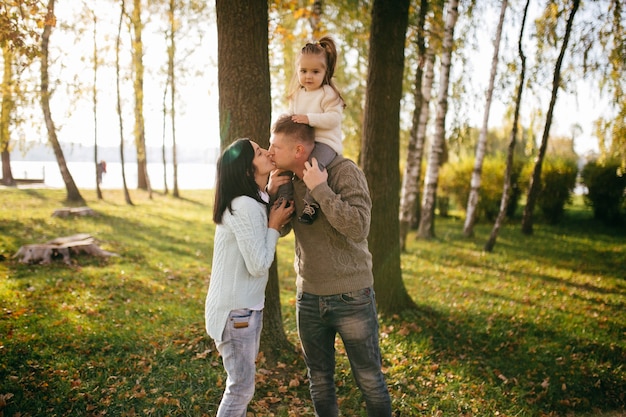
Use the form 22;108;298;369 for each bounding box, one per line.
39;2;608;158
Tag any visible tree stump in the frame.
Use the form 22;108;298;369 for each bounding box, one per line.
52;207;97;218
13;234;118;265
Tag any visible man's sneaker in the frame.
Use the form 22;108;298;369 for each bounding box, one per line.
298;203;319;224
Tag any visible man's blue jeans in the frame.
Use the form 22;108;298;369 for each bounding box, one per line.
214;309;263;417
296;287;392;417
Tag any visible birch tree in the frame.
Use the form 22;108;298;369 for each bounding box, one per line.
399;0;429;251
116;0;133;205
521;0;580;234
485;0;530;252
166;0;178;197
594;0;625;168
158;0;210;197
41;0;84;204
160;74;170;195
400;47;436;249
417;0;460;239
89;9;103;200
463;0;507;237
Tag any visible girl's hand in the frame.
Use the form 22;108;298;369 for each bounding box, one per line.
268;197;295;230
291;114;309;124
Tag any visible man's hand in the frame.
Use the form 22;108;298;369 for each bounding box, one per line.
302;157;327;191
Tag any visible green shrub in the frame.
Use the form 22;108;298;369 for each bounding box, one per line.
440;157;524;222
537;157;578;224
581;160;626;224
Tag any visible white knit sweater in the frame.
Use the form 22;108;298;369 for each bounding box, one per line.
205;196;279;341
289;84;344;154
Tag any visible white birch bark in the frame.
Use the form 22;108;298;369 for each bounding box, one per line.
521;0;580;234
463;0;508;237
485;0;530;252
417;0;459;239
399;46;435;249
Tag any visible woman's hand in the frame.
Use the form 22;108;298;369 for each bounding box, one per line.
268;197;295;230
267;169;292;197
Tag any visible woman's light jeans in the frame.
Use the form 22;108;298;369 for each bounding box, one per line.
296;287;392;417
214;308;263;417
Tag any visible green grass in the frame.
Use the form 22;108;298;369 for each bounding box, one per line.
0;188;624;417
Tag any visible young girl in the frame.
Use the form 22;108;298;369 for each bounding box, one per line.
278;36;345;224
205;138;293;417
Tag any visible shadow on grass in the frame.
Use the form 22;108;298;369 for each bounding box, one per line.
395;212;625;415
389;304;626;415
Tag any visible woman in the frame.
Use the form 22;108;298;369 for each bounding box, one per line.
205;138;293;417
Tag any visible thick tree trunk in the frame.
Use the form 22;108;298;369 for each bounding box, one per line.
485;0;530;252
216;0;289;364
464;0;507;237
417;0;459;240
521;0;580;234
131;0;151;194
361;0;415;314
1;149;14;186
41;0;84;205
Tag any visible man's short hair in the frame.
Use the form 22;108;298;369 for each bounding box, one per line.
272;114;315;145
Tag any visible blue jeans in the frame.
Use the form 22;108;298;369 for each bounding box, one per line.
296;287;392;417
214;309;263;417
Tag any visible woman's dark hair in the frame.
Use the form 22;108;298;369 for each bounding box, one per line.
213;138;263;224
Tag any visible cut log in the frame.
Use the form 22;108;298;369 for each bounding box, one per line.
52;207;97;218
13;234;118;265
13;244;70;265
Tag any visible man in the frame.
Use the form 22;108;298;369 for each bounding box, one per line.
268;114;392;417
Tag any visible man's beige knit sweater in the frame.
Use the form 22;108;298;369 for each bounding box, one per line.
289;155;374;296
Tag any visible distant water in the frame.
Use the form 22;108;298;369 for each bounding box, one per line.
9;161;216;190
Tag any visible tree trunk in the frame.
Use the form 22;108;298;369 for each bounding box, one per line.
168;0;179;198
521;0;580;235
41;0;84;205
161;77;169;195
116;0;133;206
361;0;415;314
216;0;289;364
400;50;435;250
485;0;530;252
463;0;507;237
0;149;14;186
399;0;429;251
131;0;151;194
216;0;272;146
1;44;16;187
417;0;459;239
91;12;103;200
